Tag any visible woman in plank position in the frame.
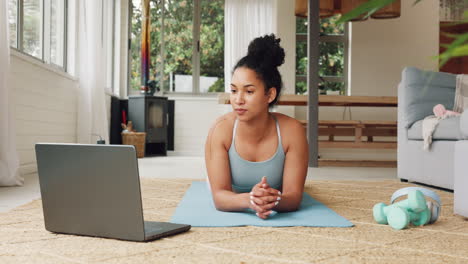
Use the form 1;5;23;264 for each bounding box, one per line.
205;34;308;219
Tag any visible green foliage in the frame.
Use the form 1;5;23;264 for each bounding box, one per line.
319;42;344;77
22;1;42;57
130;0;224;93
320;15;345;35
200;1;224;80
437;11;468;67
208;77;225;92
296;81;307;95
130;1;143;91
296;17;307;34
8;0;17;47
296;14;344;35
438;32;468;67
296;15;345;95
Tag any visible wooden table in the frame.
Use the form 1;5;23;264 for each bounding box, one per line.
218;93;398;168
218;93;398;107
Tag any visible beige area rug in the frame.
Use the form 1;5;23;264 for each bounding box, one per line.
1;179;467;264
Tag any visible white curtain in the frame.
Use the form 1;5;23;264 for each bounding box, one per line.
77;0;109;144
0;0;23;186
224;0;277;92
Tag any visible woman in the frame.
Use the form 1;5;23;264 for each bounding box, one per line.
205;34;308;219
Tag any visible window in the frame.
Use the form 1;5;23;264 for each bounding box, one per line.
48;0;66;67
8;0;67;70
129;0;224;95
296;15;348;95
23;0;43;58
8;0;17;48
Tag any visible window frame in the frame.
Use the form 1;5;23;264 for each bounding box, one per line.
127;0;224;96
296;19;349;95
9;0;68;72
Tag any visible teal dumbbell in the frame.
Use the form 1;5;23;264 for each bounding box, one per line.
373;190;431;230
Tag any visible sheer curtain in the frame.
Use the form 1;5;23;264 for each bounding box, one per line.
0;0;23;186
77;0;109;144
224;0;277;92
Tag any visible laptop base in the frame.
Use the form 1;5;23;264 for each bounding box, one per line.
144;221;191;241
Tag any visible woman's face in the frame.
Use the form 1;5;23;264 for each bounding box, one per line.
230;67;276;121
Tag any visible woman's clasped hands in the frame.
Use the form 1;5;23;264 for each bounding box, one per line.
249;176;282;219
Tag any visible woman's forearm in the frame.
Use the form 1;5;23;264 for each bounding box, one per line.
273;192;302;212
212;190;250;212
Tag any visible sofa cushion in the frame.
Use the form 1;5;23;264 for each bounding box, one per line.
401;67;456;128
460;110;468;138
408;116;463;140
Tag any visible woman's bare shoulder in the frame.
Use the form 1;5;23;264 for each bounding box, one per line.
208;112;236;147
271;112;304;131
272;113;306;151
210;112;236;131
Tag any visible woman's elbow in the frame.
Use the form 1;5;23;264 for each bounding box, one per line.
290;204;301;212
281;205;300;213
213;202;227;212
211;194;229;212
278;197;302;212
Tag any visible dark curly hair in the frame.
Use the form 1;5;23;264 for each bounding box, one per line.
233;34;285;107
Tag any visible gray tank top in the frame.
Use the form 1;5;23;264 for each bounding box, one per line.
229;116;285;193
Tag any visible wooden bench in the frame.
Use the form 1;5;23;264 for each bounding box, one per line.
299;120;397;149
299;119;398;167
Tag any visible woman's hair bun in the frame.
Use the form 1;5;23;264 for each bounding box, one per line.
247;34;285;68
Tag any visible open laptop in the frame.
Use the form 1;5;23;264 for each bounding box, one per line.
35;143;191;242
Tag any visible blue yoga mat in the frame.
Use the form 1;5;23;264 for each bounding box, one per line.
170;181;354;227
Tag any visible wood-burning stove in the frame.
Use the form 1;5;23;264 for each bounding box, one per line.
128;95;168;156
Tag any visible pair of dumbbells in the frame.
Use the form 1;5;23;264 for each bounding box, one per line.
373;189;432;230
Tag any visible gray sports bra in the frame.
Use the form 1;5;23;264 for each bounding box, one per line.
229;115;285;193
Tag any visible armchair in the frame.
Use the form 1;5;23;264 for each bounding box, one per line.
398;67;468;217
397;67;460;190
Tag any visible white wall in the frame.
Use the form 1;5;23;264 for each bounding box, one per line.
10;51;78;176
276;0;296;95
169;97;230;156
275;0;296;118
9;0;126;176
350;0;439;97
345;0;439;121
